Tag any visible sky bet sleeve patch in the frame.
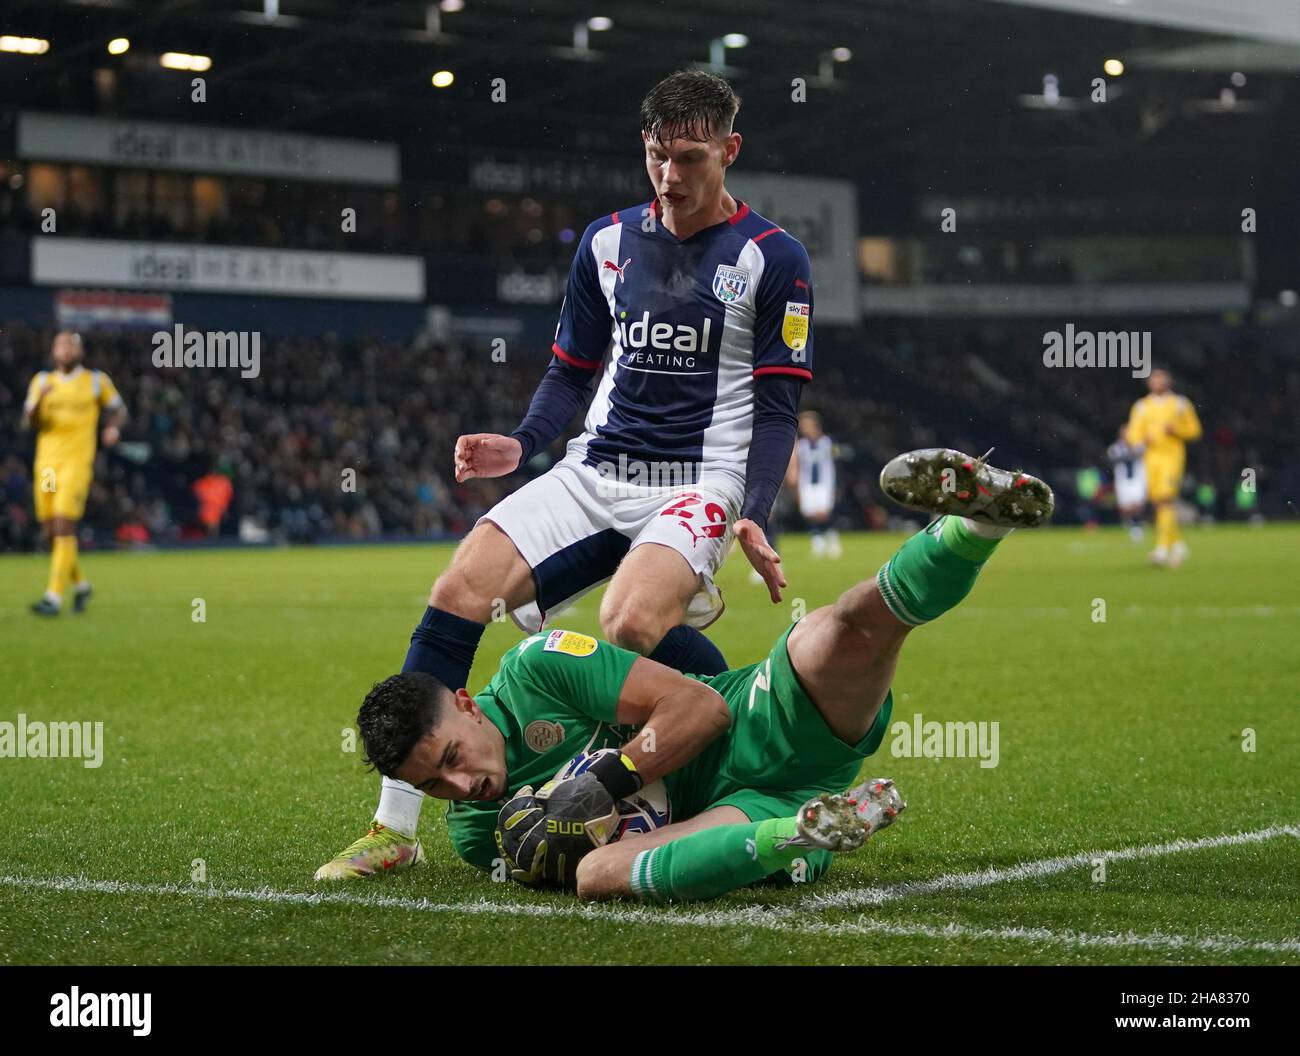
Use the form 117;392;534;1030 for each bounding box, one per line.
782;302;810;351
543;630;598;657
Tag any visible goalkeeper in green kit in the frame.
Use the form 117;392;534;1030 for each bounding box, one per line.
354;450;1053;902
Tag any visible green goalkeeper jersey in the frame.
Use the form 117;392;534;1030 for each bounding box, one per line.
446;626;892;869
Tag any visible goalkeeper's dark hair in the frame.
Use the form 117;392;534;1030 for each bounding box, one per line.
641;69;740;144
357;672;453;777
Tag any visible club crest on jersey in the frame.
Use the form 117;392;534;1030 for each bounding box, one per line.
524;720;566;753
712;265;749;304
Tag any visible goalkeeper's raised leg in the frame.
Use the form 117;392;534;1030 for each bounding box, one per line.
575;448;1052;902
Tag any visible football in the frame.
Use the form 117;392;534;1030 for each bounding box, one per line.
552;749;671;842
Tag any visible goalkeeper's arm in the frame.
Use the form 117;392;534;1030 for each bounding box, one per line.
594;658;732;799
496;660;731;886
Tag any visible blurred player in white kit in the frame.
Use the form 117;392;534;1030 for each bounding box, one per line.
787;411;841;559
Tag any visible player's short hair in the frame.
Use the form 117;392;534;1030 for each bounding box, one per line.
357;672;452;777
799;410;823;427
641;69;741;144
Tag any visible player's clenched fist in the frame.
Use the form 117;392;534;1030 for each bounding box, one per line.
453;434;523;483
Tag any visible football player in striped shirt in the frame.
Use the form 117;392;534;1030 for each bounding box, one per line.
353;449;1053;901
789;411;842;559
318;69;821;880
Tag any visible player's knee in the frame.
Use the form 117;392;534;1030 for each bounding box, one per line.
600;602;667;656
428;561;492;619
575;847;622;902
834;580;905;638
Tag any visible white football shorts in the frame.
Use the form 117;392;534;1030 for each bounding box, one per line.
1114;460;1147;509
798;481;835;519
481;454;743;634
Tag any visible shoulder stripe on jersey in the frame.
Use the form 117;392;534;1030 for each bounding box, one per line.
754;365;813;380
728;201;751;225
611;211;619;224
752;226;783;243
552;342;601;370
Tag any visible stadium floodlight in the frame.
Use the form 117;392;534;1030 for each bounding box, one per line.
0;35;50;55
819;47;853;81
440;0;465;11
264;0;279;20
431;70;455;87
1104;58;1124;76
573;18;612;53
107;37;130;55
160;51;212;71
707;34;747;70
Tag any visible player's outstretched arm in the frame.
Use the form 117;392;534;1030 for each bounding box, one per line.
738;374;803;602
453;357;597;481
453;433;523;482
734;518;785;603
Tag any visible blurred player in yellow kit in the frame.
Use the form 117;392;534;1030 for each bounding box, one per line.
1124;368;1201;568
21;331;126;616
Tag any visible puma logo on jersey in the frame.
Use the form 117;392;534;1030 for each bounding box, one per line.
602;258;632;282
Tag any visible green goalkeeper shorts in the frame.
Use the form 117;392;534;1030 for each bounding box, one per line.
670;621;894;826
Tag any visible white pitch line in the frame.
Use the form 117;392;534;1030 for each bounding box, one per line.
0;825;1295;958
0;872;1296;958
796;824;1300;913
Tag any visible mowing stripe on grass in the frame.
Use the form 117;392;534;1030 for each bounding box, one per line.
0;872;1297;958
1;825;1295;957
797;824;1300;913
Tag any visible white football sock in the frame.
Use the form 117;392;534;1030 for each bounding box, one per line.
375;777;423;837
959;517;1013;540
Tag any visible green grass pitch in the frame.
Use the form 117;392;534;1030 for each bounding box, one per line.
1;524;1297;965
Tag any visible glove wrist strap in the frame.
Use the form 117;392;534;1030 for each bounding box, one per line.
588;750;642;801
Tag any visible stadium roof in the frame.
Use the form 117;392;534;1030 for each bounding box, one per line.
2;0;1296;196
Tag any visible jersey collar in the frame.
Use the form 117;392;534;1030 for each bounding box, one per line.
648;196;750;243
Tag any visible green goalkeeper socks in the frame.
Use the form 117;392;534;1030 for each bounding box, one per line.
875;515;1008;626
629;818;828;903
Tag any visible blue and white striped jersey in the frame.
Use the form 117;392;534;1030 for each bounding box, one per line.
552;198;814;487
